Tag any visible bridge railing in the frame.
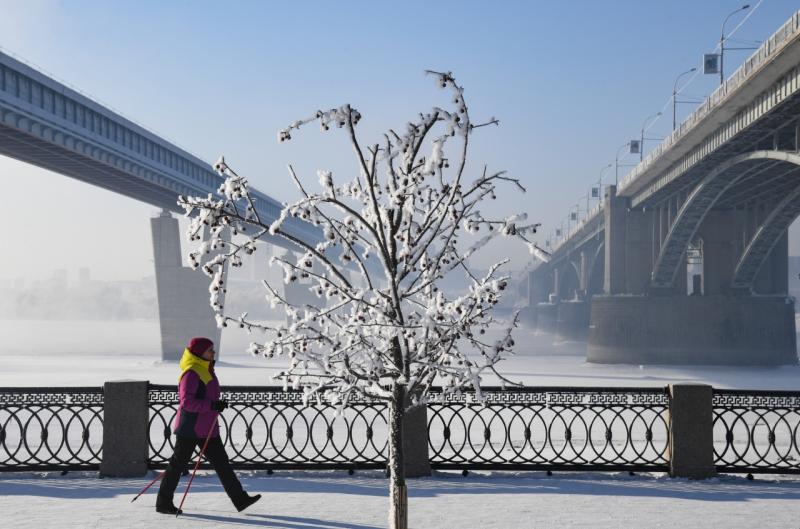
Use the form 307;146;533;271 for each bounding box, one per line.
0;45;210;168
618;11;800;194
551;200;604;254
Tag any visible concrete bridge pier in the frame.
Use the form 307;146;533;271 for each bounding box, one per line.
587;189;797;365
536;301;558;334
554;248;594;341
534;267;560;334
525;269;553;328
151;210;223;361
587;294;796;365
555;299;590;342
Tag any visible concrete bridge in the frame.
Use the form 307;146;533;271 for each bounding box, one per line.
531;11;800;365
0;49;322;359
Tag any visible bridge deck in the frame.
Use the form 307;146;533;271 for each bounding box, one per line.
550;10;800;258
0;49;319;248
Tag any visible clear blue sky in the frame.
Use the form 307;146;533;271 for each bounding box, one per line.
1;0;798;282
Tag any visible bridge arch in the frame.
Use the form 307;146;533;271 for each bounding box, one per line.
651;150;800;288
557;259;582;300
732;159;800;289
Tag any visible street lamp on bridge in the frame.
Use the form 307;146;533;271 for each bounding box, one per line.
640;112;662;162
719;4;751;85
673;67;697;130
615;141;637;185
591;163;612;212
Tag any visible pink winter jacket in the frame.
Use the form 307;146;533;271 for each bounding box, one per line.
173;356;221;438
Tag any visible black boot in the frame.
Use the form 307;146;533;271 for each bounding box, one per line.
156;495;183;515
234;492;262;512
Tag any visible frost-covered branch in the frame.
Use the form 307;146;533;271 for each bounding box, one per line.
179;71;543;414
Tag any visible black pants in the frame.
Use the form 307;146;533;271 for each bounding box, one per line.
157;435;245;506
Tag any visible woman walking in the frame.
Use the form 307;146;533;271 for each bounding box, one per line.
156;337;261;515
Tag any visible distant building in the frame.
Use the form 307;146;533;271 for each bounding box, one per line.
51;269;68;290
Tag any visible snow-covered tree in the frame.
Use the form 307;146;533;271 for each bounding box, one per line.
179;71;542;529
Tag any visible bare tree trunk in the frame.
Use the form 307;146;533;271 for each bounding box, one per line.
388;383;408;529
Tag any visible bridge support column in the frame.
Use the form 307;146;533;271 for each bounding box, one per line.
753;230;789;294
579;249;590;297
536;302;558;334
696;210;745;295
603;186;627;294
587;294;796;365
521;271;546;328
555;300;589;342
624;208;655;294
551;267;561;300
151;210;222;361
535;266;563;333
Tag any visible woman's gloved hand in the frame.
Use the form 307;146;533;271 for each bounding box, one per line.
211;399;229;412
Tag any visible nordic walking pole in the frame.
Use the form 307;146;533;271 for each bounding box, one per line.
130;470;166;503
175;413;220;517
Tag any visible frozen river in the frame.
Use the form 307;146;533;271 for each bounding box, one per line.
1;319;799;389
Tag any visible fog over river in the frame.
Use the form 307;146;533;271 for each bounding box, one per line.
1;319;798;390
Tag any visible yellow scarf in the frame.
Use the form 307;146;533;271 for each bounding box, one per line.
179;348;213;385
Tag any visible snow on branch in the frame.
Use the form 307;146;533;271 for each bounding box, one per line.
178;70;542;411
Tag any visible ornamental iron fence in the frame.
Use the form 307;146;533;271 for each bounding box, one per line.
0;387;104;471
427;387;670;472
3;384;800;476
148;384;388;470
713;389;800;474
148;385;669;473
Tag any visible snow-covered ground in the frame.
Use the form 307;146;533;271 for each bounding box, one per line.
1;319;799;389
1;469;799;529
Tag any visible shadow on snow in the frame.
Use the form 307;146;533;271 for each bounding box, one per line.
0;470;799;504
181;512;383;529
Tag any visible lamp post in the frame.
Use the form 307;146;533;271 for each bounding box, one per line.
615;142;631;185
720;4;750;85
640;112;662;161
673;67;697;130
596;163;612;202
585;189;591;216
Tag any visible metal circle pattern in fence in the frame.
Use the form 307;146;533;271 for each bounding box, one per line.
427;388;670;471
713;390;800;474
148;385;388;469
0;387;103;471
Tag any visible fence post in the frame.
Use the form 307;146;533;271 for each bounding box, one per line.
403;401;431;478
100;380;150;477
667;384;716;479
